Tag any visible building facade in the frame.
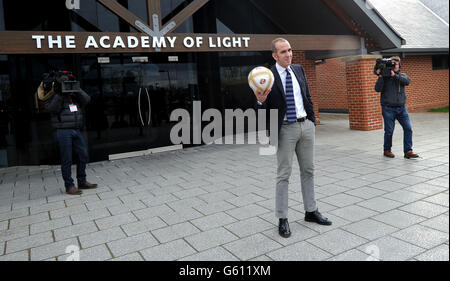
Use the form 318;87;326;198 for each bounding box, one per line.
0;0;446;167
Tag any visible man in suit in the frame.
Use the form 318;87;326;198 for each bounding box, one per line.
254;38;332;238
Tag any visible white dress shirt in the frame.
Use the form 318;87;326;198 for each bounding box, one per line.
275;63;307;120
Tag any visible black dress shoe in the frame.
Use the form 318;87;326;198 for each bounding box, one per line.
305;210;332;225
78;182;98;189
278;218;291;238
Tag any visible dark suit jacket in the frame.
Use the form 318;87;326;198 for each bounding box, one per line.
256;64;316;134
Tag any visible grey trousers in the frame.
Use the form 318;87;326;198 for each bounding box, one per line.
276;119;317;218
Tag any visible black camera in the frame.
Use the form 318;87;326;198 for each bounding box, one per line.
373;58;396;77
42;70;80;95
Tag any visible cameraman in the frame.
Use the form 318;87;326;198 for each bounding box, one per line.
44;72;98;195
375;56;419;159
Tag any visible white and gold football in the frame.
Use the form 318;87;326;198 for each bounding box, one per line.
248;66;274;92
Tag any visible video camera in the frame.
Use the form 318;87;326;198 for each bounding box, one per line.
373;58;396;77
42;70;81;95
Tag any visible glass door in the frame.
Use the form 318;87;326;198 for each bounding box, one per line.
81;53;198;162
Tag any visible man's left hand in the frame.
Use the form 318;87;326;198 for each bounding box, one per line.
391;70;395;77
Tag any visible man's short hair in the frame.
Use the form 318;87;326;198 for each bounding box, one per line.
271;38;289;54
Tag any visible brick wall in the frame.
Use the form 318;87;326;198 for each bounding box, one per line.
315;55;449;112
316;57;348;110
345;56;383;131
292;51;320;123
400;56;449;112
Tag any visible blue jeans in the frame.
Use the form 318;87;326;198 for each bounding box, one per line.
381;105;413;154
54;129;89;191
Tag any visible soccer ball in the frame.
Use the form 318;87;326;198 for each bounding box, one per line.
248;66;274;92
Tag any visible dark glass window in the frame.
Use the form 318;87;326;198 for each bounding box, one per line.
0;0;5;31
432;55;449;70
3;1;70;31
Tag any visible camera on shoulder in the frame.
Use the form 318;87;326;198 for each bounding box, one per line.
373;58;396;78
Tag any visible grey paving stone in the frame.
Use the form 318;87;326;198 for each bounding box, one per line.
267;241;332;261
328;171;361;180
226;204;270;220
198;191;237;204
382;190;428;204
172;187;209;199
158;207;204;225
342;219;399;240
141;194;180;207
11;198;47;210
63;194;101;207
372;209;427;229
357;197;404;213
107;201;147;215
415;244;449;261
391;175;429;185
110;252;144;261
399;201;448;218
180;246;239;261
327;249;371;261
85;198;123;211
185;227;239;252
97;189;131;200
107;232;159;257
58;244;112;261
225;217;274;238
9;212;49;229
50;204;88;219
426;177;449;188
30;217;72;235
0;250;29;261
391;225;448;249
262;222;319;246
6;231;53;254
70;208;111;224
223;233;282;261
315;185;350;196
0;220;8;231
140;239;196;261
0;225;29;243
423;193;449;207
307;229;368;255
319;194;363;208
29;201;66;215
335;178;372;189
406;183;447;195
330;205;379;222
356;173;393;183
165;198;206;211
193;201;236;216
190;212;237;231
227;185;262;196
78;227;126;249
248;255;273;261
151;222;201;244
54;221;98;241
225;193;266;207
420;214;449;233
357;236;425;261
30;238;79;261
132;204;173;220
369;181;408;192
95;212;137;230
121;217;167;236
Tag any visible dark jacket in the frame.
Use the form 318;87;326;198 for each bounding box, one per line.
256;64;316;134
45;89;90;130
375;71;411;107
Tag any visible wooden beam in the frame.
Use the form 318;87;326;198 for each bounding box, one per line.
97;0;156;36
161;0;210;35
0;31;361;54
147;0;161;30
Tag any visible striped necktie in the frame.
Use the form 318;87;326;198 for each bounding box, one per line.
285;68;297;123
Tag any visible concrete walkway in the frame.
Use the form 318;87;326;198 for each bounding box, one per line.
0;112;448;261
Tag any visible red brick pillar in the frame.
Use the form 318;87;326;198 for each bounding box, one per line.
292;51;320;124
343;55;383;130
